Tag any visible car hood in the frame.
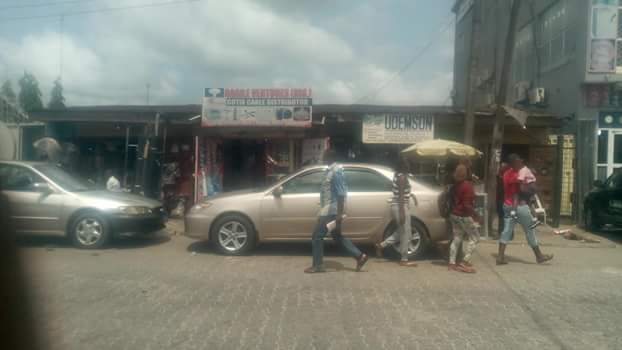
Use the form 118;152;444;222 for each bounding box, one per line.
73;190;162;208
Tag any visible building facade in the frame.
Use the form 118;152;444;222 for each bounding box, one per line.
453;0;622;223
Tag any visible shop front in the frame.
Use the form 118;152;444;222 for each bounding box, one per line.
194;88;313;202
596;111;622;180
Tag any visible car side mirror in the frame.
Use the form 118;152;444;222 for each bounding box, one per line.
273;186;284;198
32;182;52;193
593;180;604;188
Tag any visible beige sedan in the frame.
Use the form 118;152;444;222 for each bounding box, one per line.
185;163;448;257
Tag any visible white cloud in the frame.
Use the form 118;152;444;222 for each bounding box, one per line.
0;0;453;106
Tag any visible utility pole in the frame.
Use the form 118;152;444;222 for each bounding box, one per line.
146;83;151;106
464;0;480;145
485;0;522;234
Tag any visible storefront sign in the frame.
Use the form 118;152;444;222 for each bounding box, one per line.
362;113;434;144
599;111;622;128
201;88;312;127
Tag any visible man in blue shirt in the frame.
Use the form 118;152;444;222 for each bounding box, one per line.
304;150;369;273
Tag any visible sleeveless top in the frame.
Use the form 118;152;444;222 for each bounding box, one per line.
392;172;411;205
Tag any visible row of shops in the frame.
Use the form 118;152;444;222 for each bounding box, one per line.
24;100;569;219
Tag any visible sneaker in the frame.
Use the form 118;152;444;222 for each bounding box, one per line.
458;262;476;273
529;220;542;230
399;260;417;267
356;253;369;272
374;243;383;258
304;267;326;274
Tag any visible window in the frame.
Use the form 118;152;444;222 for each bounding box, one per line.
513;24;534;83
33;164;93;192
0;165;44;192
281;171;324;194
539;1;569;70
598;130;609;163
614;133;622;163
344;169;392;192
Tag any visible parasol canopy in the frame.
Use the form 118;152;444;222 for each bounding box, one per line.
401;139;482;158
33;137;62;162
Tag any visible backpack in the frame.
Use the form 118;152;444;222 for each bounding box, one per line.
438;185;454;218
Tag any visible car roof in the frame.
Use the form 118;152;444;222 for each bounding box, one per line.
299;163;395;171
0;160;46;166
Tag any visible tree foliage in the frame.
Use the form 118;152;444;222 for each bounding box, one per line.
48;78;66;109
1;80;17;104
18;71;43;112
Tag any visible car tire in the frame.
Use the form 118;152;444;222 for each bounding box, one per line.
381;218;430;260
212;214;256;255
70;211;110;249
585;208;601;232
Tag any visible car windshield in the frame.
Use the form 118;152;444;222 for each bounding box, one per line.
33;164;95;192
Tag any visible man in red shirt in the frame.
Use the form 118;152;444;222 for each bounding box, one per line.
448;164;479;273
497;154;553;265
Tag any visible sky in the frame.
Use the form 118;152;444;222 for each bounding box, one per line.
0;0;455;107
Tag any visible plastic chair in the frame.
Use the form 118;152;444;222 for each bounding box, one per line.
533;194;547;225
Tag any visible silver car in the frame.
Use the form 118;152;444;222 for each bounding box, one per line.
0;161;166;249
185;163;447;257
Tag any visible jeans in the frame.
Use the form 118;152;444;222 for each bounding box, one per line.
500;204;539;247
449;215;480;264
312;215;362;269
380;204;411;260
496;201;505;236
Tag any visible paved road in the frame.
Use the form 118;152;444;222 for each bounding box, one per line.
18;229;622;350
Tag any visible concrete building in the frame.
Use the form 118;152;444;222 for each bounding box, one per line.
452;0;622;224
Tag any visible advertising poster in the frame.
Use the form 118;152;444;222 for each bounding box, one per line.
201;88;312;127
362;113;434;144
589;39;616;72
302;138;330;165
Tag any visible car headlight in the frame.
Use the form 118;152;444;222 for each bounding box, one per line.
118;206;151;216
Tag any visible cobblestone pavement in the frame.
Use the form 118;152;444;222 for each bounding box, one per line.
18;227;622;350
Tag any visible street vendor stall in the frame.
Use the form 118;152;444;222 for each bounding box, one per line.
401;139;489;238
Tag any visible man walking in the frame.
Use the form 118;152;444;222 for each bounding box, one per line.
375;160;418;267
304;150;369;273
497;154;553;265
448;164;479;273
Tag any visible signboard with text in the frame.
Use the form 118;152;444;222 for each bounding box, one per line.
201;88;312;127
362;113;434;144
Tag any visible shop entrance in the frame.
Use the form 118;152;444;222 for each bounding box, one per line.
222;140;266;191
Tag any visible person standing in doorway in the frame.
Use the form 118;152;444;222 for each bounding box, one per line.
497;154;553;265
448;164;480;273
375;160;418;267
304;150;369;273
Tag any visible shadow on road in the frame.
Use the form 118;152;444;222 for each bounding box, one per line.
16;231;171;250
187;240;445;262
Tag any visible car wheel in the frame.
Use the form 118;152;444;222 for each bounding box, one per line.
585;208;601;232
212;214;256;255
71;212;110;249
382;218;430;260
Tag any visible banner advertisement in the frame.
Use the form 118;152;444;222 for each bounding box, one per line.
362;113;434;144
201;88;312;127
589;2;618;72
